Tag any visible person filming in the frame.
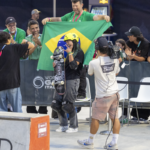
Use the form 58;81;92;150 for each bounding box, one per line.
77;37;121;150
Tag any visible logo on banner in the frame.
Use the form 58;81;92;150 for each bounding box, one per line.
33;76;55;89
33;76;44;89
99;0;108;4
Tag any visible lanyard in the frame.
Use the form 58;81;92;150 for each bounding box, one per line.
72;10;83;22
9;30;17;42
135;41;141;55
0;45;6;57
137;41;141;48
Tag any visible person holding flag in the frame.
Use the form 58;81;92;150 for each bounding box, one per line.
42;0;110;102
51;33;84;133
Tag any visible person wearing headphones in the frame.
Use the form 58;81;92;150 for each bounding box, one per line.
51;33;84;133
77;37;120;150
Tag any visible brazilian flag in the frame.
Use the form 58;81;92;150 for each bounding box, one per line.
37;21;112;71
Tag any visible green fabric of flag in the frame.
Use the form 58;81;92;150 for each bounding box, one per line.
38;20;112;71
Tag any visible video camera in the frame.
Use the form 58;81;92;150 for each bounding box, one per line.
107;41;120;59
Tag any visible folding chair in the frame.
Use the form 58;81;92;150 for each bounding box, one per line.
76;77;92;124
129;77;150;124
116;77;129;126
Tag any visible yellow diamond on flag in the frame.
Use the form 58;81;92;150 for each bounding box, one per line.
45;28;92;54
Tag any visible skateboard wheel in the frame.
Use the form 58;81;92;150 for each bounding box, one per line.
59;55;63;58
52;82;55;86
60;81;64;85
50;56;53;59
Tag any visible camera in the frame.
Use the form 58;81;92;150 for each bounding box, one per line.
108;41;120;59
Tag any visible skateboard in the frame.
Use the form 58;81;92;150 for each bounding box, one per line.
50;46;66;95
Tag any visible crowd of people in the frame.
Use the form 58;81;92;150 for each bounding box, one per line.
0;0;150;149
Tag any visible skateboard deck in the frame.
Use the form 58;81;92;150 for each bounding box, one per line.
50;46;66;95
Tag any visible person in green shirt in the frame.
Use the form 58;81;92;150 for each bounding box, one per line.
42;0;110;23
3;17;26;44
23;20;48;114
25;20;42;60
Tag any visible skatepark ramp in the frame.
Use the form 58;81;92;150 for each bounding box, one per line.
0;112;50;150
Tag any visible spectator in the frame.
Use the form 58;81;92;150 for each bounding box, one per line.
115;39;127;63
27;9;41;35
125;26;150;124
25;20;48;114
0;31;35;112
115;39;128;123
3;17;26;44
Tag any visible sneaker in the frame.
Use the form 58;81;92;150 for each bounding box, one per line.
104;143;118;150
119;115;127;121
139;118;149;124
130;117;138;123
77;95;86;99
77;139;94;149
56;126;68;132
119;115;128;124
66;128;78;133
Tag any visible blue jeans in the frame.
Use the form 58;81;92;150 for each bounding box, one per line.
0;87;22;112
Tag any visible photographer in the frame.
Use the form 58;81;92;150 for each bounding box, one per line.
77;37;120;150
125;26;150;124
51;33;84;133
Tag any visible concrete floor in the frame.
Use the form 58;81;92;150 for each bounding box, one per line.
22;106;150;150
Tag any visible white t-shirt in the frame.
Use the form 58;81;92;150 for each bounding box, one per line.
88;56;120;98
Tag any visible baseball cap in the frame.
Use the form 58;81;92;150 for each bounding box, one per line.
96;37;108;48
125;26;141;37
5;17;16;25
31;9;41;15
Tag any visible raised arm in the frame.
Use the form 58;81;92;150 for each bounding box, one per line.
93;15;110;22
42;17;62;25
21;39;35;55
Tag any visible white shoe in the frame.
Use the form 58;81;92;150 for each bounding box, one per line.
77;139;94;149
66;128;78;133
56;126;68;132
104;143;118;150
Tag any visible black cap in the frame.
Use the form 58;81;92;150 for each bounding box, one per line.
5;17;16;25
98;37;108;48
125;26;141;37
